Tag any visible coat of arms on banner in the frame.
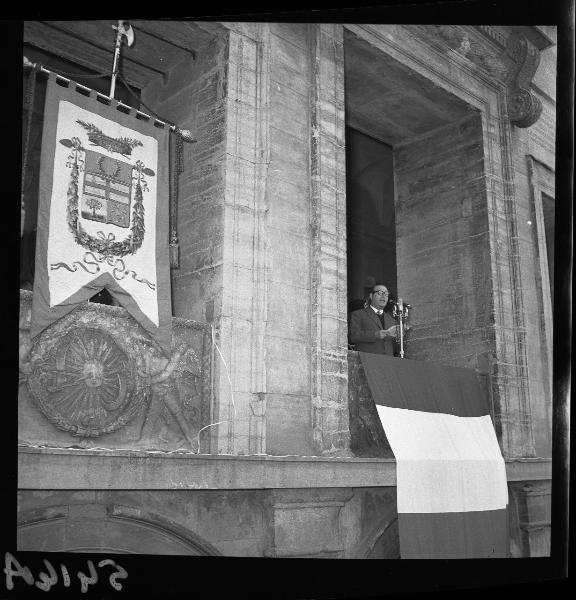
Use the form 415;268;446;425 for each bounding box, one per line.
60;119;155;261
81;150;133;228
31;80;172;354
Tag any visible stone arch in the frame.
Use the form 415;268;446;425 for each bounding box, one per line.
17;503;222;556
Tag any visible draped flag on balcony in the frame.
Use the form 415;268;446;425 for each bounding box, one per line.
30;74;172;354
359;353;509;558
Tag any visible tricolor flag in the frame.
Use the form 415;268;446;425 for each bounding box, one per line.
30;74;172;354
359;353;509;558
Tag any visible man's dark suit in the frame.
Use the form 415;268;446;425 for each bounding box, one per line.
349;306;396;355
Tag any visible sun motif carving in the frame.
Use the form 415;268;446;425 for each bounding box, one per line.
27;328;143;437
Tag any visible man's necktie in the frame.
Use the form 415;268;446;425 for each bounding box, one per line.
378;311;386;328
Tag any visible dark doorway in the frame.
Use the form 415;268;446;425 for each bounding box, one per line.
346;126;397;306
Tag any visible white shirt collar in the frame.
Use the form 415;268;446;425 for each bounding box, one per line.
370;305;383;315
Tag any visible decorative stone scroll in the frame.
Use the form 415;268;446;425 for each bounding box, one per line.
505;34;543;128
414;25;545;129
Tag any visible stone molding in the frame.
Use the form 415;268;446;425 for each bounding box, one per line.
18;446;552;490
406;25;545;128
309;24;351;456
526;156;554;408
212;24;272;454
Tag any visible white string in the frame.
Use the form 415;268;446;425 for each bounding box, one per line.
194;324;236;454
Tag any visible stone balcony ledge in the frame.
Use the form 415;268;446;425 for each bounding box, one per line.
18;446;552;491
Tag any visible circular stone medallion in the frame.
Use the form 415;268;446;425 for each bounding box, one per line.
27;327;142;437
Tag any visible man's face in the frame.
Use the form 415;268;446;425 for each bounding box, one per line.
370;286;389;310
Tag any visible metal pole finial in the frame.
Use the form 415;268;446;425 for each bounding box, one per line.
109;20;135;99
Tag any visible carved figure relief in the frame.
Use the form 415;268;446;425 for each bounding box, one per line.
26;327;143;437
136;342;203;449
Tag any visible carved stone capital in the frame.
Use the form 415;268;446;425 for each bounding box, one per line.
505;33;543;128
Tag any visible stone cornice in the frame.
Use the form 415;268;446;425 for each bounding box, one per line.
18;446;552;490
405;24;546;128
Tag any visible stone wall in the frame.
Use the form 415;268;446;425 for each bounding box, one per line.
171;23;352;457
18;479;551;558
141;25;229;325
347;351;393;458
263;23;315;455
17;486;399;558
395;115;491;370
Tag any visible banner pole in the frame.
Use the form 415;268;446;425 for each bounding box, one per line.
109;20;134;100
23;57;195;141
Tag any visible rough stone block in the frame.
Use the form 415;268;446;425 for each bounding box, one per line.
273;502;343;556
270;23;310;50
268;178;310;236
268;231;310;289
266;394;313;455
266;285;310;340
270;81;309;140
266;337;311;396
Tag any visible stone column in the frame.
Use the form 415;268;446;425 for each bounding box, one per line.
212;23;272;454
509;480;551;556
308;24;351;455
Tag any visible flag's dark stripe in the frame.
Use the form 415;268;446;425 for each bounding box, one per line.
359;352;490;417
398;508;509;559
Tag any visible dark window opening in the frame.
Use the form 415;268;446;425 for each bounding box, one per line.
541;192;554;306
346;126;398;310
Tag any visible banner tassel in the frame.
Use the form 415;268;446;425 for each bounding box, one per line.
169;235;179;269
169;128;183;270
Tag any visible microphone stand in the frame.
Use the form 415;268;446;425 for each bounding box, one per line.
392;297;411;358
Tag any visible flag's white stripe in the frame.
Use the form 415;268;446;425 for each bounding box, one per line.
376;405;508;514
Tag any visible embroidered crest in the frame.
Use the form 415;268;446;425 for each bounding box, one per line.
60;136;155;258
81;150;133;228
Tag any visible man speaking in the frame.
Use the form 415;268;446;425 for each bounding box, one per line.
349;284;398;355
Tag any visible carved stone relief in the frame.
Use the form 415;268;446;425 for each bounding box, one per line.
19;292;211;452
27;327;142;437
135;341;204;449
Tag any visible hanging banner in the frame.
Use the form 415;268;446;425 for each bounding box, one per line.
30;74;172;354
359;353;509;558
